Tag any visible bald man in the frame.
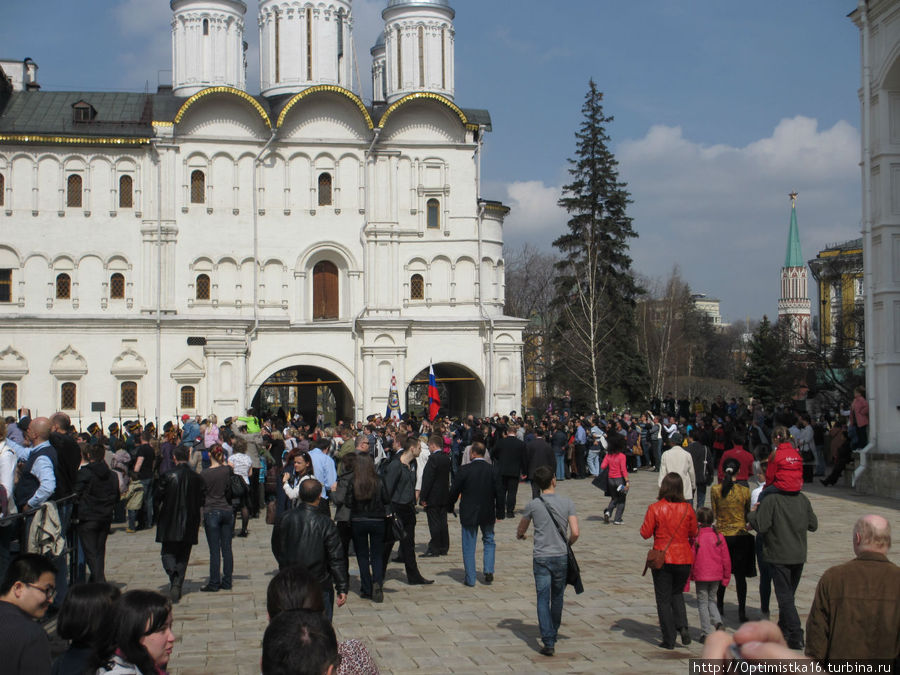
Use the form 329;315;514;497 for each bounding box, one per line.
6;417;57;512
805;515;900;663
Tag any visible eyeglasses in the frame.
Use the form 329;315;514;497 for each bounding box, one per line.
26;583;56;600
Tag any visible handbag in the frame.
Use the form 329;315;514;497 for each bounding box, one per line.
538;496;584;594
229;473;248;500
642;505;689;576
592;467;609;494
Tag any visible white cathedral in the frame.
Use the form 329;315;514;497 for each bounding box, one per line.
0;0;525;427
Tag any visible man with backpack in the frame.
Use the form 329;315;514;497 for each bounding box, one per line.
687;428;715;509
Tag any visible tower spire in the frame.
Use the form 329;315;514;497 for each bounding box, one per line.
785;191;804;268
778;190;811;346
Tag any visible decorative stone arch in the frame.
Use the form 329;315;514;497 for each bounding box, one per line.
0;245;22;269
173;86;273;128
0;346;29;380
377;92;474;131
111;348;148;378
276;85;375;130
50;345;88;380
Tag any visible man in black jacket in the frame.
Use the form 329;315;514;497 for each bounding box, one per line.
419;434;452;557
449;442;499;586
525;431;556;499
73;444;118;582
271;478;349;620
493;425;526;519
155;447;205;602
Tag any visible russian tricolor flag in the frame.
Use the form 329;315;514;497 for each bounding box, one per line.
427;363;440;421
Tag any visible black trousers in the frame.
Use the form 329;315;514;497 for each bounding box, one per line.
382;503;424;582
497;475;519;517
651;563;691;646
78;520;110;582
771;563;804;649
425;506;449;554
161;541;193;586
574;443;587;477
249;468;261;515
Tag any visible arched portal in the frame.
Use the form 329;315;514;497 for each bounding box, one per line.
251;365;354;426
406;363;484;419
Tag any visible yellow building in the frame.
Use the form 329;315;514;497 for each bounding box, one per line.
808;238;864;357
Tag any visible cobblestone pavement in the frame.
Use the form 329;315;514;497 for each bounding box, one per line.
58;470;897;675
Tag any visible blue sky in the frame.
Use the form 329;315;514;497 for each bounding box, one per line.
1;0;862;322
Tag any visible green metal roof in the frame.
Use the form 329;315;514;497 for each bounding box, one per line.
784;202;804;268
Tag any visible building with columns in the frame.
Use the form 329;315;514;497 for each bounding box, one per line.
0;0;525;428
776;193;811;345
850;0;900;499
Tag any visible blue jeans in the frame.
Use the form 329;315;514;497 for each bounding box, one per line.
533;555;567;648
554;453;566;481
54;502;73;607
695;484;707;510
461;522;495;586
203;509;234;589
351;518;385;596
587;450;601;476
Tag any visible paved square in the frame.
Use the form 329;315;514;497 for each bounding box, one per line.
86;471;898;674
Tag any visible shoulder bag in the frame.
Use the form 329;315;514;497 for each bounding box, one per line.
642;504;689;576
537;496;584;594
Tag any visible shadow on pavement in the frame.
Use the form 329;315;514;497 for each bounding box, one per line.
610;617;662;646
496;617;542;652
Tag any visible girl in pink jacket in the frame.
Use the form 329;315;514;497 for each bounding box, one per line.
690;507;731;641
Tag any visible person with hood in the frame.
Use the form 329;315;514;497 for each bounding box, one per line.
73;443;119;583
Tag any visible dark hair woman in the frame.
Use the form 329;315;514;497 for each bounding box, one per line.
710;457;755;623
200;445;234;592
53;582;120;675
281;451;314;508
600;433;630;524
93;590;175;674
640;472;699;649
348;454;390;603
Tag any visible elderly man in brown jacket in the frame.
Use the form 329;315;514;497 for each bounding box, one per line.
805;514;900;664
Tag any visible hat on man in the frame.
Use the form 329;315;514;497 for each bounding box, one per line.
145;422;156;435
128;421;142;434
181;414;191;422
163;421;174;433
87;422;100;435
108;422;119;433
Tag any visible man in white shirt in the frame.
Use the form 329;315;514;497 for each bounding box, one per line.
658;432;696;501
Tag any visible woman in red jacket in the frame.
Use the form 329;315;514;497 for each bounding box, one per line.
600;433;630;524
640;472;699;649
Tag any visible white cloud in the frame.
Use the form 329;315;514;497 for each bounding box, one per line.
112;0;172;89
500;116;860;322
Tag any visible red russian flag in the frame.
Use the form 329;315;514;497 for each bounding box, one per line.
427;363;440;421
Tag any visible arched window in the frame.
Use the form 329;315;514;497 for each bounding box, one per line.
119;175;133;208
56;273;71;299
181;386;196;409
67;174;82;208
312;261;338;320
120;381;137;409
195;273;210;301
0;173;4;206
191;170;205;204
203;18;209;35
418;25;425;87
410;273;424;300
1;383;16;410
61;382;77;410
318;173;332;206
110;273;125;299
427;198;440;229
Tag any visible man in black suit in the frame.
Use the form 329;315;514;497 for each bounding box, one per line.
493;425;526;519
449;441;499;586
525;430;556;499
419;435;452;557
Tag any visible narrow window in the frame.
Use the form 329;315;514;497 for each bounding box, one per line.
441;28;446;89
67;174;82;207
312;261;339;320
306;8;313;81
427;198;440;229
396;26;402;89
1;383;16;411
190;170;205;204
0;174;4;205
418;26;425;87
196;273;210;300
110;273;125;299
61;382;76;410
318;173;332;206
203;19;209;36
120;381;137;409
181;385;196;409
56;273;71;299
337;11;344;58
410;274;424;300
119;175;133;208
0;269;10;303
274;10;281;83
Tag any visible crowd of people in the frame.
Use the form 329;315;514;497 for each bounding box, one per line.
0;387;896;673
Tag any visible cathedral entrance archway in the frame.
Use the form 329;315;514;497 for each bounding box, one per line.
406;363;483;419
251;365;354;427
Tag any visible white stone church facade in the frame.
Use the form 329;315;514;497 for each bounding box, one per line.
0;0;525;427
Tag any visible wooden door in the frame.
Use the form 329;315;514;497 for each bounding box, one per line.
313;261;338;319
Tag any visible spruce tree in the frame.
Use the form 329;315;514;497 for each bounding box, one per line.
741;316;798;406
552;80;646;411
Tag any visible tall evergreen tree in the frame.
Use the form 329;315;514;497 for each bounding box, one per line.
741;316;798;406
551;80;646;411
